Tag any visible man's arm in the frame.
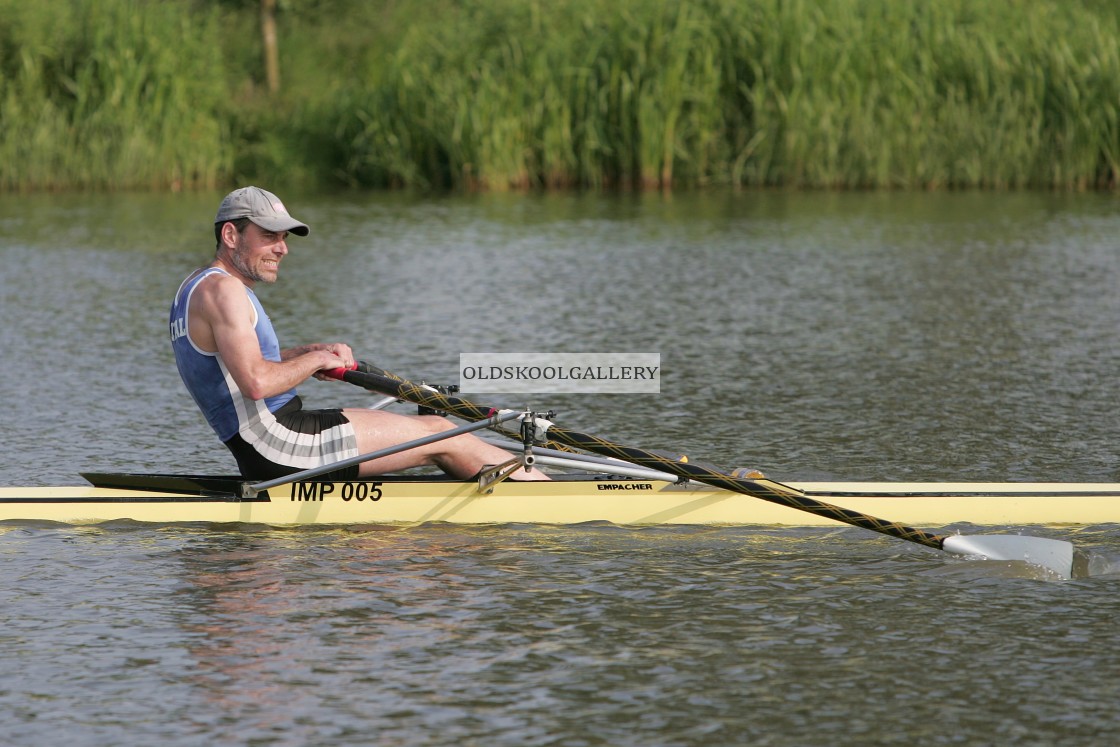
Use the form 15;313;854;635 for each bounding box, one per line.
189;274;344;400
282;342;358;382
280;342;355;363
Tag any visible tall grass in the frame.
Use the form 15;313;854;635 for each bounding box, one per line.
349;0;1120;190
0;0;229;190
2;0;1119;191
349;0;731;190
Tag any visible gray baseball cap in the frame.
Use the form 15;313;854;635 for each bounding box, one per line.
214;186;310;236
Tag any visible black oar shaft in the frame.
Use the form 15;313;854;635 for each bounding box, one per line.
341;365;946;550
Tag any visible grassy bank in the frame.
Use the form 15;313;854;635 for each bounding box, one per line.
2;0;1119;191
0;1;228;190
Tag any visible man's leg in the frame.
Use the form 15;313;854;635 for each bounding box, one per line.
342;409;549;480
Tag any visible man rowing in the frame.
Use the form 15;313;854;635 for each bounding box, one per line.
170;186;548;482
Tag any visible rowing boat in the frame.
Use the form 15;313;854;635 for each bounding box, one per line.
1;362;1100;578
2;472;1117;527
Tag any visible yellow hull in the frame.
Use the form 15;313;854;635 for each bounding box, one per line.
1;475;1118;527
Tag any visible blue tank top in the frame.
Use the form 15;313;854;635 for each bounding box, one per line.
170;267;296;442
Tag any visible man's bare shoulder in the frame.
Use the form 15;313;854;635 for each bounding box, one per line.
189;271;250;319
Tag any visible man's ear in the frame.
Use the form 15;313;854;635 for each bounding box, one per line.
219;221;240;250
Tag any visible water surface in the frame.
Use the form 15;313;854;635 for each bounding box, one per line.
1;190;1118;745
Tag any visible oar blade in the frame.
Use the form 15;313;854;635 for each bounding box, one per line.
942;534;1075;579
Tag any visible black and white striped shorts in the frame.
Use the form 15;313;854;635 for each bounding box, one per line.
224;396;360;480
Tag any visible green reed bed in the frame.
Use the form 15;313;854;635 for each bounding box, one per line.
2;0;1118;191
0;0;229;190
350;0;733;190
354;0;1120;190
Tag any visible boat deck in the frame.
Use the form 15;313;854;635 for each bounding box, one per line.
1;473;1117;527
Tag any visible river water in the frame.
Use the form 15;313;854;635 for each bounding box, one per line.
1;190;1118;745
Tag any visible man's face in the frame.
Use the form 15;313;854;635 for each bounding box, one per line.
228;222;289;284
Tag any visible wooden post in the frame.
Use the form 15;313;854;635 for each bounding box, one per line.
261;0;280;94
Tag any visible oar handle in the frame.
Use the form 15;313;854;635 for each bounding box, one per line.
322;361;359;380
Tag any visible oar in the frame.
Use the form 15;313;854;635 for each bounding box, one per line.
327;363;1078;579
